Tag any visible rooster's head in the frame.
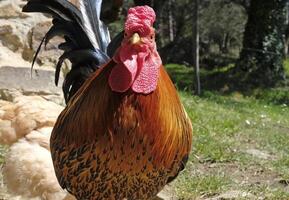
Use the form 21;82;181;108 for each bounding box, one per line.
109;6;162;94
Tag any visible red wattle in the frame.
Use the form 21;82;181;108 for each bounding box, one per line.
109;47;138;92
109;44;162;94
132;52;160;94
108;63;135;92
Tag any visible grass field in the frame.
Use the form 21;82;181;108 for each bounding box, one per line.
166;64;289;199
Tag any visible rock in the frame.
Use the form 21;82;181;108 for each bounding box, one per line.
41;94;65;106
3;129;74;200
155;186;177;200
23;21;64;66
0;0;51;66
0;15;50;56
245;149;272;160
0;89;22;102
0;25;12;35
0;96;64;145
0;100;18;144
0;66;63;98
207;190;254;200
0;120;17;145
0;22;23;51
69;0;80;7
0;0;28;19
0;0;67;73
0;43;31;68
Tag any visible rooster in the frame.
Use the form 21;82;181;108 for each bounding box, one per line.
23;0;192;199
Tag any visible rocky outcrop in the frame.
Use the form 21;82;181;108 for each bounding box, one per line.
23;21;65;67
3;127;75;200
0;66;63;102
0;95;74;200
0;96;64;145
0;0;63;68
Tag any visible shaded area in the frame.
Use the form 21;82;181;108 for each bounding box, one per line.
165;63;289;105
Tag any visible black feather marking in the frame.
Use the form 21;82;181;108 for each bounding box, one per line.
55;49;109;86
23;0;120;105
107;31;124;57
44;25;78;48
67;49;109;65
55;54;66;86
24;0;96;50
23;0;90;47
23;3;72;21
51;0;83;24
166;154;189;184
31;36;46;76
58;42;76;51
24;0;83;24
62;67;94;102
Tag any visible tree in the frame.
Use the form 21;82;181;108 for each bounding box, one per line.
168;0;175;42
284;3;289;57
199;1;247;55
192;0;201;95
226;0;251;11
101;0;124;23
235;0;287;87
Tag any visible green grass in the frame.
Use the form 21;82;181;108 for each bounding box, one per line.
176;172;231;199
166;64;194;91
165;64;289;199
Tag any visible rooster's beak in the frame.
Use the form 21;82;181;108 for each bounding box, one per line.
130;33;141;45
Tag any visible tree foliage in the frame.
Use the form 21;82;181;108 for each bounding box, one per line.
200;1;247;54
236;0;287;87
159;0;247;66
105;0;287;89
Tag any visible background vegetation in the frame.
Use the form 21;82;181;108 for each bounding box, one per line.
108;0;289;92
118;0;289;198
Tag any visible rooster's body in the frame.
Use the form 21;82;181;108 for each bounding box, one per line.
23;1;192;199
51;62;191;199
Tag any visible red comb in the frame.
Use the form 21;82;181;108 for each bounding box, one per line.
125;6;156;36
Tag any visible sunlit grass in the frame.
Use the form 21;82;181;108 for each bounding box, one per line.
166;63;289;199
175;91;289;199
176;167;231;200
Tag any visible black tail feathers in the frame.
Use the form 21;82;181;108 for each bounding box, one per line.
23;0;115;103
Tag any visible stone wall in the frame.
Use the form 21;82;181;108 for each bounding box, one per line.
0;0;78;68
0;1;68;198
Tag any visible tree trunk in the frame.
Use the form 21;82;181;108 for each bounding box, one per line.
192;0;201;95
236;0;287;87
284;4;289;57
220;32;230;54
168;0;174;42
